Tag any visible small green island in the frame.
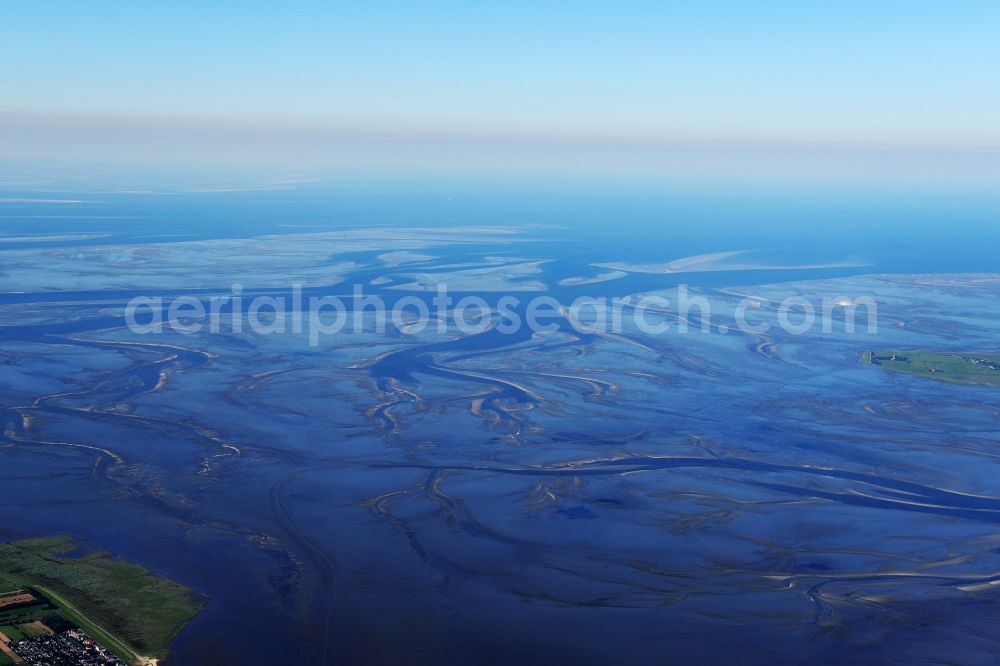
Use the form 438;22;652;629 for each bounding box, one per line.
0;536;206;665
862;350;1000;386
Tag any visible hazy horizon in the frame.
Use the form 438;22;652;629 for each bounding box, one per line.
4;2;999;185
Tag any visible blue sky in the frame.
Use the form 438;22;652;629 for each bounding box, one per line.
2;1;998;178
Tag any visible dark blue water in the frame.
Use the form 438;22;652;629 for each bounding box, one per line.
3;180;1000;665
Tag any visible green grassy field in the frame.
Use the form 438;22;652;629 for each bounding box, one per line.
863;350;1000;386
0;626;23;642
0;536;207;663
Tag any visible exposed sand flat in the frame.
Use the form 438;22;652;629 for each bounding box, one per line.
0;226;528;291
872;272;1000;287
0;233;111;243
388;259;550;292
593;250;744;274
719;272;1000;300
377;250;436;266
256;226;521;241
558;270;628;286
594;250;866;275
